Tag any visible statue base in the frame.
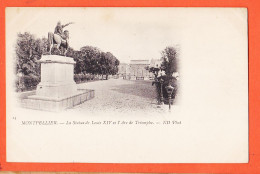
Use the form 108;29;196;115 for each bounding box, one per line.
21;89;95;112
21;55;95;112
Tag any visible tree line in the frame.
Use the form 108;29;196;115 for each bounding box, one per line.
15;32;120;91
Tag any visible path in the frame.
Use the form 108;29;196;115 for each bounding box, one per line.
71;79;168;115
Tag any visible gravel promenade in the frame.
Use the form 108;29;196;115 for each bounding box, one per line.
72;78;169;115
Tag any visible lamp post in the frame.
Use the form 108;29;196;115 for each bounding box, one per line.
165;84;174;110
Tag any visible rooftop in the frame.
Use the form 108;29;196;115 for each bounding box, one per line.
130;60;150;65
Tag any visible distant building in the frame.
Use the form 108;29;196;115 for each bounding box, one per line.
118;59;160;80
118;63;130;77
129;60;150;79
150;58;162;68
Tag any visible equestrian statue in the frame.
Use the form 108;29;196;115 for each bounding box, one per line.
48;21;74;56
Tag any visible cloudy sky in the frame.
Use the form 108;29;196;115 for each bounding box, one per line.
6;7;183;63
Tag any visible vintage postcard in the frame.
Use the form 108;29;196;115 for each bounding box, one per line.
5;7;248;163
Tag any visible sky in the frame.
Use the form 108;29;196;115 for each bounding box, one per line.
6;7;183;63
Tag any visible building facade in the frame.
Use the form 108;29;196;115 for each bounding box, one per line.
118;59;161;80
118;63;130;77
129;60;150;79
150;58;162;68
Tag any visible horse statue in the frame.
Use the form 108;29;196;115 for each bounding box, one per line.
48;30;69;56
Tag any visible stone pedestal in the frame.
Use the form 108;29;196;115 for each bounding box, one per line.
22;55;95;112
34;55;77;99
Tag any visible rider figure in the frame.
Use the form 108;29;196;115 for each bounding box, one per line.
54;21;73;43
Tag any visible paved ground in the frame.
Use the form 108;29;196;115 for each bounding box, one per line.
71;78;169;115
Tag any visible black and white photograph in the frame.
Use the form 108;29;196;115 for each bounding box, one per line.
6;7;248;163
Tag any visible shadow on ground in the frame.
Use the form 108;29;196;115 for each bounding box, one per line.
111;80;157;99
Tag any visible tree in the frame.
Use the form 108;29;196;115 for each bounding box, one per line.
15;32;49;91
104;52;120;76
80;46;102;75
15;32;121;91
161;46;178;77
159;46;179;103
77;46;120;78
65;48;84;74
15;32;44;76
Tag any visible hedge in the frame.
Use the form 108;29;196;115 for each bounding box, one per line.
74;74;99;83
16;74;40;92
16;73;100;92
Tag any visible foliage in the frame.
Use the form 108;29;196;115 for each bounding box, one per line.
160;46;178;84
16;74;40;92
148;67;161;78
15;32;120;91
158;75;178;102
152;46;179;104
74;73;96;83
78;46;120;79
161;46;178;77
15;32;44;76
